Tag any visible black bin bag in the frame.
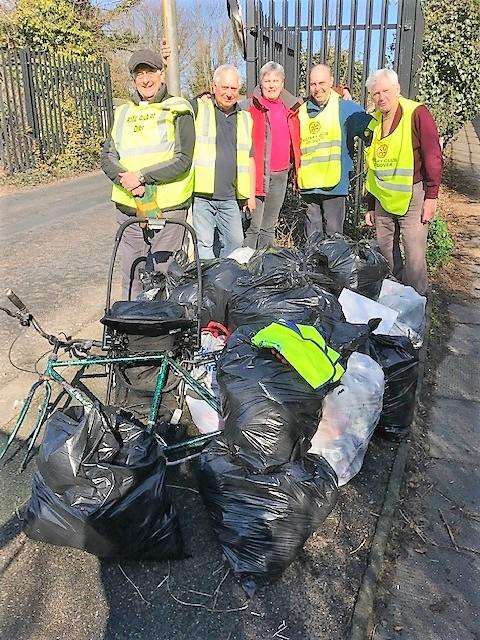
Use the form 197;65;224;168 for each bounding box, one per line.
198;437;338;597
303;232;390;299
23;404;183;559
361;334;419;438
228;270;344;331
217;325;343;472
169;259;249;326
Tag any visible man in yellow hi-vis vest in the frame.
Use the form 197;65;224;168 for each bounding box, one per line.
191;65;256;260
297;64;373;239
364;68;442;295
101;49;195;299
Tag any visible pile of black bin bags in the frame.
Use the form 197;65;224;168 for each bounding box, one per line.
22;233;419;593
24;404;183;560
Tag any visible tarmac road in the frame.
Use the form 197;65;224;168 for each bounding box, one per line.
0;172;115;388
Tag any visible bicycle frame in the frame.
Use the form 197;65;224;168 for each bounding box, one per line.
0;350;221;470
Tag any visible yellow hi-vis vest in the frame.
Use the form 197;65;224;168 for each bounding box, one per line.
110;97;194;212
365;96;420;215
193;99;253;200
251;321;345;390
297;91;342;189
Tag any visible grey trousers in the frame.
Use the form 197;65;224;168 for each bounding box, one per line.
244;170;289;250
374;181;429;295
116;209;187;300
302;194;346;239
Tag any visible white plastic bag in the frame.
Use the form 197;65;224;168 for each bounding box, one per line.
378;279;426;347
227;247;255;264
309;352;385;486
338;288;398;334
185;332;225;434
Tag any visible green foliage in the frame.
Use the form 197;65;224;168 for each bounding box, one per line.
427;215;454;272
0;0;139;55
418;0;480;142
0;92;102;188
51;93;102;174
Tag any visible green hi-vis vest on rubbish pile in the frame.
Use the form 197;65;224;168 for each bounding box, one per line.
193;99;253;200
252;321;345;390
297;91;342;190
365;96;421;216
110;97;194;214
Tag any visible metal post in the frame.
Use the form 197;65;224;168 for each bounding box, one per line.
162;0;181;96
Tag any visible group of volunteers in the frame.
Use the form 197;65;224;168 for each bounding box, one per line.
101;47;441;299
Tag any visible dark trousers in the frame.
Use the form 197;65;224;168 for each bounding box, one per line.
244;170;289;250
302;194;346;239
374;181;429;295
116;209;187;300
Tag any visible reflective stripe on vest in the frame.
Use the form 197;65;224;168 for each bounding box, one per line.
365;96;420;215
297;91;342;189
251;320;345;390
110;97;194;213
193;99;253;199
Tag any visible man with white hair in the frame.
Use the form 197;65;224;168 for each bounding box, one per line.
190;64;256;259
297;64;373;239
364;68;442;295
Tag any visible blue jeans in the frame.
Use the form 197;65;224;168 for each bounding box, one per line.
192;197;244;260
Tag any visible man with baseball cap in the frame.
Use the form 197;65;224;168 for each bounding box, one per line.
101;49;195;299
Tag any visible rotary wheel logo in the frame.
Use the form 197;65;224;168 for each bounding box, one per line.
376;143;388;158
309;121;322;135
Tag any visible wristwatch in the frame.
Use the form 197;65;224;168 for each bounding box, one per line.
138;171;146;185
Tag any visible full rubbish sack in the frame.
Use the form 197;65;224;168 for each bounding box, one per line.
360;334;419;439
197;437;338;596
247;246;334;289
23;404;183;559
228;271;344;331
378;279;426;347
169;259;248;326
303;233;390;299
309;352;385;485
217;325;345;472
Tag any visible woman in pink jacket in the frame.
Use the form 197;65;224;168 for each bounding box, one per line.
241;62;302;250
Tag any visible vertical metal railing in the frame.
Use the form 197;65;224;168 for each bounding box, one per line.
0;48;114;174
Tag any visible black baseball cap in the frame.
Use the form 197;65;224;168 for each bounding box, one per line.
128;49;164;75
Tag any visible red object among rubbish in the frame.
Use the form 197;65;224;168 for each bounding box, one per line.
202;321;231;339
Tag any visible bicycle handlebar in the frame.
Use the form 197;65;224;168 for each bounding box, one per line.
2;292;102;355
6;289;28;313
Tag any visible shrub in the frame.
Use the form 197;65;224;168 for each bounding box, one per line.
427;215;454;272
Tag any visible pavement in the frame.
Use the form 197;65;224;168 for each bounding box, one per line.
373;302;480;640
0;172;116;429
444;117;480;200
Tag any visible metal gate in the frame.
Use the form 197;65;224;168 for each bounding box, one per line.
245;0;424;101
0;48;113;174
